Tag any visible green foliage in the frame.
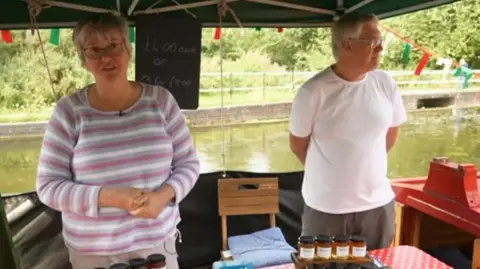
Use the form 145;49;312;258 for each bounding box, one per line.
0;30;92;109
0;0;478;112
381;0;480;68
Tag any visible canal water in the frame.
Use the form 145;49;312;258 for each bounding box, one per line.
1;108;479;194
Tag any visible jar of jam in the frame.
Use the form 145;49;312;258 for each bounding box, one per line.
314;235;332;260
350;235;367;259
297;235;315;260
332;235;349;260
129;257;148;269
146;254;166;269
108;263;129;269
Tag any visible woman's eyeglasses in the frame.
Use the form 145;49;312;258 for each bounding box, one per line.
83;43;124;59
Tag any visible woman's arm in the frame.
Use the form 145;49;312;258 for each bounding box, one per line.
160;90;200;205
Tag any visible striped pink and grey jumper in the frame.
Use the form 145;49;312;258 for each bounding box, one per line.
36;84;200;256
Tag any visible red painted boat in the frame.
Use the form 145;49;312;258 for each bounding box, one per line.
391;157;480;259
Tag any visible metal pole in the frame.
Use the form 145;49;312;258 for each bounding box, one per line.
262;72;266;103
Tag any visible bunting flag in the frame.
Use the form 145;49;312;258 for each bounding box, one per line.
1;30;13;43
436;58;453;80
453;66;474;89
128;26;135;43
414;52;430;76
50;28;60;45
255;27;261;31
214;27;222;40
381;32;394;56
277;27;284;33
402;43;412;65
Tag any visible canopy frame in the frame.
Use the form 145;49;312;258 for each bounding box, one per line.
1;0;457;29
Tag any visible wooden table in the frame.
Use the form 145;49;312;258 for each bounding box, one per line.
260;245;453;269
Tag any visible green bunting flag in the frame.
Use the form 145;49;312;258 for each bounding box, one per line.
255;27;261;31
128;26;135;43
453;66;474;89
50;28;60;45
402;43;412;65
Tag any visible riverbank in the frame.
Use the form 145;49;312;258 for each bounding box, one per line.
3;107;480;212
0;89;479;136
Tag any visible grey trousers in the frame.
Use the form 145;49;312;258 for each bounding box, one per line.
302;199;396;250
68;237;179;269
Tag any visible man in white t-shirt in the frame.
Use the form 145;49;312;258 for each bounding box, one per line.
288;12;407;250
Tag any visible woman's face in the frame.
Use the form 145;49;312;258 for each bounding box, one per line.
82;29;130;82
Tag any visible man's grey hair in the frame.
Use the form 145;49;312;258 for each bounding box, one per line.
72;13;132;66
331;13;378;60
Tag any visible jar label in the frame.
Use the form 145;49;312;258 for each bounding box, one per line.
299;247;315;259
352;246;367;257
316;247;331;258
336;246;349;257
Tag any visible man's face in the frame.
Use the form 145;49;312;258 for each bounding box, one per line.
342;21;383;72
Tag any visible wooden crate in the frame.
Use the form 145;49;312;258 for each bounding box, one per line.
218;177;279;250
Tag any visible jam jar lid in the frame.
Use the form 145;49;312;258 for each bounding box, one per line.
314;235;332;243
129;257;147;268
350;235;367;243
298;235;315;244
333;235;349;242
108;263;129;269
147;253;166;264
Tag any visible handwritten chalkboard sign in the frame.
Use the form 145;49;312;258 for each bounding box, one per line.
135;15;201;110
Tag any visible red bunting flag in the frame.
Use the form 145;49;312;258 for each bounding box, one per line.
214;27;222;40
277;27;284;33
1;30;13;43
414;53;430;76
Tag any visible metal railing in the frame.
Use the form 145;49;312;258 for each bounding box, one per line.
198;70;480;93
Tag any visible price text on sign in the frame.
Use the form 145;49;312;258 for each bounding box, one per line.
144;38;197;54
141;76;192;89
135;15;201;109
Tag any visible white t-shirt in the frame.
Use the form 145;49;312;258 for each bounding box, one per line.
289;67;407;214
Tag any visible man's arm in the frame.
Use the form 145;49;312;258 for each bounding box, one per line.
289;134;310;165
288;87;315;165
387;78;408;152
386;126;399;152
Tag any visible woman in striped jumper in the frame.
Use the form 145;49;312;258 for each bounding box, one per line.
35;13;200;269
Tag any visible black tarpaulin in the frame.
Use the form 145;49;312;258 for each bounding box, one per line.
2;171;305;269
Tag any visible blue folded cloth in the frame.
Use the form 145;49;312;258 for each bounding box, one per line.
228;227;296;268
212;260;255;269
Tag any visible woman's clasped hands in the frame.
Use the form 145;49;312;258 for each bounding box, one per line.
129;191;170;219
99;186;172;219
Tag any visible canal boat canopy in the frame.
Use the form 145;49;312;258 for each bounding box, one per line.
1;0;458;29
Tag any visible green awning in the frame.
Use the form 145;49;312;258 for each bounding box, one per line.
1;0;458;29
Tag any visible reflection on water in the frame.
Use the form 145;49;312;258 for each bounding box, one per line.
1;108;479;194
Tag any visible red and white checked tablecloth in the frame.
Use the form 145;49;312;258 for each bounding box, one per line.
368;245;452;269
260;245;453;269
